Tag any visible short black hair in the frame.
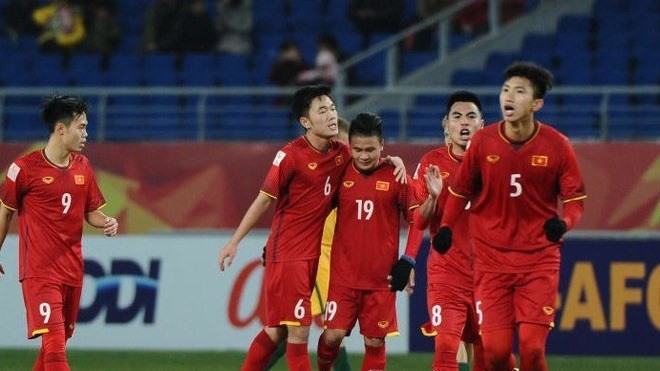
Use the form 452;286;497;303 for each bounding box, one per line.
349;113;382;141
291;85;333;120
503;61;554;99
445;90;483;117
41;94;89;133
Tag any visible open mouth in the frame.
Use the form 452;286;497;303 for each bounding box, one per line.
503;104;514;117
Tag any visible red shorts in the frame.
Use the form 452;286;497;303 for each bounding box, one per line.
324;283;398;338
264;258;318;327
426;282;480;342
474;269;559;333
21;278;82;339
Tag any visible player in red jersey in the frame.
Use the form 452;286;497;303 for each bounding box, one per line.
436;62;587;371
409;91;490;371
316;113;436;371
218;87;406;371
0;95;118;371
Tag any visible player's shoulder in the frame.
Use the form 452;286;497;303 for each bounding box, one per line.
13;149;43;168
71;152;91;165
537;121;570;142
421;146;448;163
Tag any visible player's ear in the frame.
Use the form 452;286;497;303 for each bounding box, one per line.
55;121;66;135
299;116;311;130
532;98;544;112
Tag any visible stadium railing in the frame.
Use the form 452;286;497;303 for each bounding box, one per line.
0;85;658;142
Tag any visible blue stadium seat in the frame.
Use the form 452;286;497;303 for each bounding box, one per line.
401;52;436;75
378;109;402;141
451;70;483;86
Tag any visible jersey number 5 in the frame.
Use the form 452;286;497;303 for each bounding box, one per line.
509;174;522;197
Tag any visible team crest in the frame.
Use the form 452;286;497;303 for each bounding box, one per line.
376;181;390;191
532;155;548;167
377;321;389;329
42;176;54;184
486;155;500;163
335;155;344;166
74;175;85;185
441;172;450;179
542;306;554;315
308;162;318;170
343;181;354;188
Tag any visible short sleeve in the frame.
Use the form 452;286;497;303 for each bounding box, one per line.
559;138;587;203
85;168;106;213
0;161;26;210
261;148;295;199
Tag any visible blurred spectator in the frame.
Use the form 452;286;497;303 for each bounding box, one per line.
1;0;40;40
405;0;455;51
347;0;405;47
216;0;253;54
297;34;341;86
269;40;308;106
141;0;180;53
82;2;121;54
170;0;217;52
269;40;308;87
32;0;86;53
457;0;526;35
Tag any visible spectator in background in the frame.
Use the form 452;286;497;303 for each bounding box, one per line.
141;0;180;53
297;34;341;87
269;41;308;106
171;0;217;53
347;0;405;48
82;1;121;55
404;0;454;51
32;0;86;53
1;0;40;41
457;0;526;35
216;0;253;55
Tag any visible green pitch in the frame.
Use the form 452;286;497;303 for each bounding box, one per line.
1;349;659;370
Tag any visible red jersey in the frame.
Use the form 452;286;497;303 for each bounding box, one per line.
449;121;586;273
331;162;418;290
0;150;106;286
261;136;349;262
412;144;472;288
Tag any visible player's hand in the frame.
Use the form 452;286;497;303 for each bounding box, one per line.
388;255;415;291
404;268;415;295
432;226;452;254
387;156;407;184
219;242;238;272
424;165;442;199
544;217;567;243
103;217;118;237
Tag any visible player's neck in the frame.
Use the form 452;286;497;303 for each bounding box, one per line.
449;142;466;156
504;116;535;142
44;139;71;167
305;132;331;152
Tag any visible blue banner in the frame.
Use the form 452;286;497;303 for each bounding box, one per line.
408;236;660;355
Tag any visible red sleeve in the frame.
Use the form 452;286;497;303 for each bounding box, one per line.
403;222;425;260
261;149;295;199
559;138;587;204
399;175;419;222
85;168;106;212
0;161;25;210
440;191;468;228
562;199;584;231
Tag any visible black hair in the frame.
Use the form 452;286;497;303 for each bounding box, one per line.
349;112;382;141
445;90;483;117
41;94;89;133
504;61;554;99
291;85;333;120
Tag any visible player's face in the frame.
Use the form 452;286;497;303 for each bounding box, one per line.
350;135;383;172
62;112;88;152
500;76;543;123
445;101;483;147
303;95;338;139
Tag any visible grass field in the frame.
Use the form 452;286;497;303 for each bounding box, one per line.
1;350;659;370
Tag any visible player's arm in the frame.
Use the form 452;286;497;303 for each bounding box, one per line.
85;209;118;237
218;192;273;272
0;204;16;276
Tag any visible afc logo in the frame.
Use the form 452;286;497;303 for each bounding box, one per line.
78;259;161;324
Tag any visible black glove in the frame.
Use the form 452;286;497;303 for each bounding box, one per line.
261;246;266;266
544;217;567;243
389;256;415;291
432;226;452;254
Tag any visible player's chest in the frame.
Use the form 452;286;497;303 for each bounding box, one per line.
28;168;88;203
295;152;346;185
338;174;397;207
479;142;560;183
